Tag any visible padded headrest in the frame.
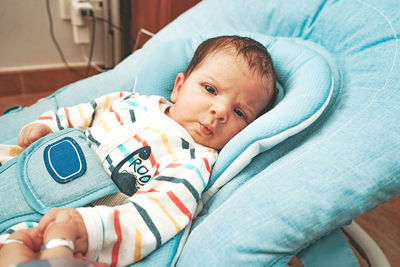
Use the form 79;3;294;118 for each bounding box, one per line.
133;34;336;199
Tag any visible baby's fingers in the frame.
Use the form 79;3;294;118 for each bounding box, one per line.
39;209;88;256
37;208;63;237
18;126;33;149
18;124;52;149
41;212;78;259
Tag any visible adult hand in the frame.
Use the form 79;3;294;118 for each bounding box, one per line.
0;210;105;267
0;227;42;267
38;208;89;256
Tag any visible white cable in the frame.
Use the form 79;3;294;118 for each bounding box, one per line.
133;28;156;52
342;221;390;267
140;28;155;37
80;45;107;73
132;75;138;93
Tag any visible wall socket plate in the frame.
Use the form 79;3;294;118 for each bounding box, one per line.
59;0;104;20
88;0;104;18
59;0;105;44
57;0;121;66
59;0;71;20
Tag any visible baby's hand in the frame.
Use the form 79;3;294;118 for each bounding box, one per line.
18;123;53;149
38;208;88;256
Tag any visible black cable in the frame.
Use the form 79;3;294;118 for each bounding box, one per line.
45;0;85;78
93;16;135;48
85;13;96;77
46;0;135;76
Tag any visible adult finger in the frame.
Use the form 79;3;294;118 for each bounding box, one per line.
40;211;78;259
0;228;42;267
40;209;88;255
37;208;61;237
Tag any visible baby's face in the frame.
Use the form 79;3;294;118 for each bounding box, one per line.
167;51;273;150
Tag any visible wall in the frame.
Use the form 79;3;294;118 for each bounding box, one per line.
0;0;105;71
0;0;198;111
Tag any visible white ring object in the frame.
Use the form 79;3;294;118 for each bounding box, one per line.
42;238;75;252
4;239;25;245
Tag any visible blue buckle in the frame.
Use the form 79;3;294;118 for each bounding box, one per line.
43;137;86;183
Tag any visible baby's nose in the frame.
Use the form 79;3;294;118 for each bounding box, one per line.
211;103;229;123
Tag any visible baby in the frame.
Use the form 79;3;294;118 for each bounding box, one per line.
0;35;276;266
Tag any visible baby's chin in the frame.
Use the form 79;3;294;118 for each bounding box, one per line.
195;138;224;151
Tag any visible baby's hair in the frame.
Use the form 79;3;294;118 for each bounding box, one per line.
184;35;277;115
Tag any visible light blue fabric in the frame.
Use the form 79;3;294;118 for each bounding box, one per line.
297;229;359;267
0;129;119;232
136;0;399;266
163;0;399;266
1;34;335;265
133;35;335;198
0;0;399;266
130;35;336;267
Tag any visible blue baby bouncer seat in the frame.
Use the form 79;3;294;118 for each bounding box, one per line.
1;0;399;266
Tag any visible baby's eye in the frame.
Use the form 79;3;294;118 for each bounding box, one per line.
234;108;245;118
204;85;216;95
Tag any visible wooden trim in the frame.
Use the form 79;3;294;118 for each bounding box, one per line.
0;66;99;97
130;0;200;50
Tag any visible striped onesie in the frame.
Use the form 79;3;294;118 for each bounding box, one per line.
1;92;218;266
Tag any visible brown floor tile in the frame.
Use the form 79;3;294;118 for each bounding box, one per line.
0;91;53;115
0;66;99;97
0;72;23;96
22;66;98;94
355;194;400;266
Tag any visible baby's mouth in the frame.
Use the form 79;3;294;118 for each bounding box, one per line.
199;123;213;136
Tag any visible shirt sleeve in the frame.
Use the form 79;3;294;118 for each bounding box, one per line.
77;149;217;266
26;91;132;133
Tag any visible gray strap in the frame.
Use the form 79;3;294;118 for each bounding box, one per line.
91;192;129;207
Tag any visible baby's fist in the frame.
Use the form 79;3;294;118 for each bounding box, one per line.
18;123;53;149
39;208;88;255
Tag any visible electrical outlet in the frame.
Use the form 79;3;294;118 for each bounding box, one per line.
88;0;104;18
71;0;93;44
59;0;71;20
59;0;107;46
59;0;103;20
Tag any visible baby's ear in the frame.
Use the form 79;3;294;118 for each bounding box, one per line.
170;73;185;103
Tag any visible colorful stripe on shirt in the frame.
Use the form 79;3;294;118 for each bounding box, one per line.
124;100;148;112
64;108;74;128
87;128;101;147
77;104;90;128
147;127;178;161
167;163;207;188
130;201;162;248
8;146;23;157
154;176;200;204
134;229;142;262
133;135;159;175
146;194;181;232
136;189;193;221
111;209;122;267
166;190;192;220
